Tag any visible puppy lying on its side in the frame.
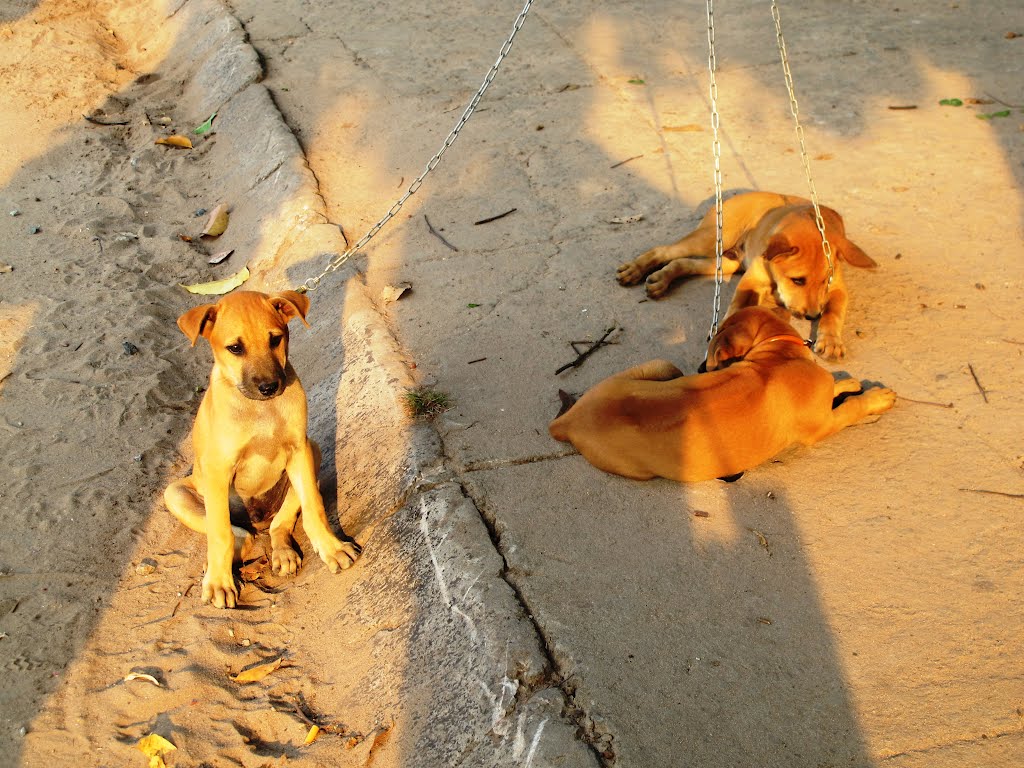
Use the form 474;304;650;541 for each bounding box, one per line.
549;307;895;482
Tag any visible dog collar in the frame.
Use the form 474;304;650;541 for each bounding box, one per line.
752;334;812;350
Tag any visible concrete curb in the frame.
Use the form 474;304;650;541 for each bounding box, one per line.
125;0;602;763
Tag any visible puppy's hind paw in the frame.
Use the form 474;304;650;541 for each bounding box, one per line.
864;386;897;415
271;543;302;576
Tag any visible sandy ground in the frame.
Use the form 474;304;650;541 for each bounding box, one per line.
2;1;1024;767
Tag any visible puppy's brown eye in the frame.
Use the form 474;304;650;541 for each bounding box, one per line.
791;277;806;286
269;335;283;349
226;343;244;356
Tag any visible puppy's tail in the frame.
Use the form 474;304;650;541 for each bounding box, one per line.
548;389;578;442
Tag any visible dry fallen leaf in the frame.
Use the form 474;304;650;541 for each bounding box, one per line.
124;671;162;687
136;733;176;768
155;135;193;149
207;249;234;265
231;655;284;684
201;203;229;238
181;265;250;295
303;724;321;746
381;282;412;304
609;214;645;225
750;528;771;554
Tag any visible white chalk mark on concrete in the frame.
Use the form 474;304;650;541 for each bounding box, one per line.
525;717;549;767
419;496;452;607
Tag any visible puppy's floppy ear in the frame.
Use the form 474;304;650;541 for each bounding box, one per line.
836;238;877;269
705;329;748;370
819;206;877;269
270;290;311;327
177;304;217;347
763;234;798;261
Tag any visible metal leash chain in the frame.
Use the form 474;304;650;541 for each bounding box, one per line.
771;0;834;283
297;0;536;293
706;0;726;340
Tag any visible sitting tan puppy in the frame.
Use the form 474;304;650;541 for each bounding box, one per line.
549;307;895;482
616;191;877;359
164;290;359;608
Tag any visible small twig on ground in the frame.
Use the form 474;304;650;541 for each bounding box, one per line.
467;357;487;364
424;215;458;251
83;114;130;126
959;488;1024;499
1002;338;1024;346
556;326;617;375
474;208;517;225
966;362;989;403
569;339;619;355
887;104;918;110
985;92;1024;109
610;154;643;169
897;395;954;409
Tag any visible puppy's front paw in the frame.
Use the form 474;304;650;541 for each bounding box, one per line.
202;567;239;609
644;270;671;298
814;332;845;360
312;534;361;573
616;260;645;286
864;386;897;415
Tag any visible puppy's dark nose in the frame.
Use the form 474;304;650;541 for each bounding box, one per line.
805;312;822;321
258;380;280;397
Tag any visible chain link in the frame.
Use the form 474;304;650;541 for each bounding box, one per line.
771;0;834;284
297;0;536;293
706;0;726;340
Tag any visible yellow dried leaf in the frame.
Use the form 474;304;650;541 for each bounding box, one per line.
136;733;176;768
201;203;230;237
231;655;284;684
380;282;412;304
155;134;193;149
181;266;250;295
303;724;321;746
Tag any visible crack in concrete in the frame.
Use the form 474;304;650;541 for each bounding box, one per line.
879;728;1024;761
460;448;578;474
463;478;617;765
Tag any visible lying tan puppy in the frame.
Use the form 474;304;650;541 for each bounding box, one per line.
616;191;877;359
164;290;359;608
549;307;895;482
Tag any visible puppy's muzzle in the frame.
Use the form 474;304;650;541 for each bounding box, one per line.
257;379;281;397
239;375;285;400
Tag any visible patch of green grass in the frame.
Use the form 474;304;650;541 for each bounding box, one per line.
403;388;452;419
